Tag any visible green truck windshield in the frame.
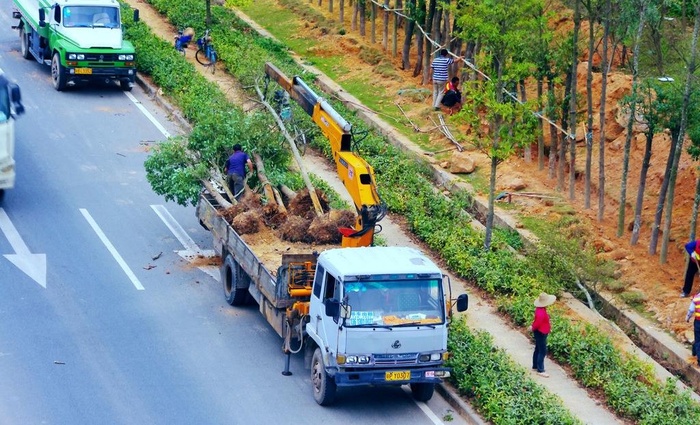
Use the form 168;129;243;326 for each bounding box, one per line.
63;6;120;28
343;279;444;327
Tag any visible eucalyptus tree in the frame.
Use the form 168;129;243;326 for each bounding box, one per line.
455;0;540;249
568;0;581;200
660;0;700;263
582;0;603;209
617;0;651;237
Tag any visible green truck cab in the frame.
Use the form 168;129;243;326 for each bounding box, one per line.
12;0;139;91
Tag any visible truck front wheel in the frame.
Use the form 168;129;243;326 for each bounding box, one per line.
20;27;31;60
222;254;250;306
51;53;66;91
311;348;336;406
410;382;435;402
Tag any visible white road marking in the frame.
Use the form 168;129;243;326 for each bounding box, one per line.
124;91;171;138
150;205;219;281
80;208;145;290
0;208;47;288
402;386;444;425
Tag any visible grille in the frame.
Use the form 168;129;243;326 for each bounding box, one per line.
373;353;418;366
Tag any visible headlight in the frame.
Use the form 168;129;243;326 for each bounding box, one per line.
341;355;371;365
118;54;134;61
68;53;84;60
419;352;443;362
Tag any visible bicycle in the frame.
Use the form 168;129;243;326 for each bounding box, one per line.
271;89;307;155
195;29;217;73
174;28;194;55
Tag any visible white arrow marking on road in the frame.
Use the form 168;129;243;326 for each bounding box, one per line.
0;208;47;288
150;205;219;281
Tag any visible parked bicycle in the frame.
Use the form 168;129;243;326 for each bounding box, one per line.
174;27;195;55
272;89;307;155
195;29;217;73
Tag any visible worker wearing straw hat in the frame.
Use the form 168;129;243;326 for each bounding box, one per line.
531;292;556;378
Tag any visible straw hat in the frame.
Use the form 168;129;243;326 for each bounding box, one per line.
534;292;556;308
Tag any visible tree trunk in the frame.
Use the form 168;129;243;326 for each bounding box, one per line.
690;175;700;241
329;0;333;13
393;0;400;56
205;0;212;28
618;2;646;237
597;0;611;221
413;30;424;77
421;0;438;85
383;0;389;51
352;0;358;31
547;78;558;180
557;70;571;191
568;0;580;200
402;10;415;69
340;0;344;22
521;79;531;163
584;2;595;209
537;77;544;170
630;130;653;245
253;153;278;206
649;136;676;252
660;2;700;263
359;0;366;36
370;1;376;43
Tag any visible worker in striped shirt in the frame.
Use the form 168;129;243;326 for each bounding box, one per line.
430;49;454;110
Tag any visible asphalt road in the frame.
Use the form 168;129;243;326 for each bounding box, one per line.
0;3;466;424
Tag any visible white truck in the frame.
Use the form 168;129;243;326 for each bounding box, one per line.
197;193;469;405
0;70;24;203
12;0;139;91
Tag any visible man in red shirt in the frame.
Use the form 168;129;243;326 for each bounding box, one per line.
531;292;556;378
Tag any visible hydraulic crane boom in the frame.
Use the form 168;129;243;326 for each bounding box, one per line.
264;62;386;247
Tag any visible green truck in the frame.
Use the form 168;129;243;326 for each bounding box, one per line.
12;0;139;91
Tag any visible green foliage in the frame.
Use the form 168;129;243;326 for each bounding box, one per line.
448;319;581;425
125;0;700;421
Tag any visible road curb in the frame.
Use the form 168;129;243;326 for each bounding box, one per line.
436;382;487;425
134;73;192;133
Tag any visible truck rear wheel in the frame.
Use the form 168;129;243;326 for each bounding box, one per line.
51;53;66;91
410;382;435;402
222;254;250;306
20;27;31;60
311;347;336;406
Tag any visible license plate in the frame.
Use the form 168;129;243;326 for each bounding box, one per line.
385;370;411;381
75;68;92;75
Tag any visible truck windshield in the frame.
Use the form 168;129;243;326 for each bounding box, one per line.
343;279;444;327
63;6;120;28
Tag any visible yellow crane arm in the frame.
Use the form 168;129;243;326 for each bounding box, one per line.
264;62;386;247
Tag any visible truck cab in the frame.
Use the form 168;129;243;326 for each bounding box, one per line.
306;247;467;405
0;71;24;203
13;0;138;91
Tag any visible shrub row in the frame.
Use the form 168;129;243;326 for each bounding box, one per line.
121;1;700;423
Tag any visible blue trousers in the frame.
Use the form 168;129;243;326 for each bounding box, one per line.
532;330;548;373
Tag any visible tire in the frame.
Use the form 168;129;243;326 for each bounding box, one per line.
20;27;31;60
0;189;4;204
195;48;212;67
51;52;66;91
222;254;250;306
410;382;435;402
119;79;133;92
311;347;337;406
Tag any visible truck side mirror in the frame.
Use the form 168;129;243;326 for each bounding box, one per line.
133;9;139;22
340;304;352;319
39;8;46;27
9;84;24;116
324;299;340;323
456;294;468;312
